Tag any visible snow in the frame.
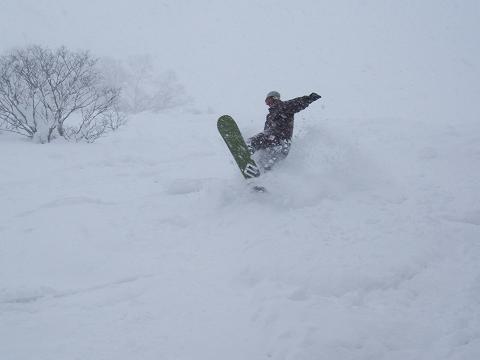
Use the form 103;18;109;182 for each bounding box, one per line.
2;111;479;359
1;1;480;360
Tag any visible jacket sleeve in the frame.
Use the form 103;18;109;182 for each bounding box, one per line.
282;96;313;114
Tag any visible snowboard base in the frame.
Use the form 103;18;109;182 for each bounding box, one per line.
217;115;261;179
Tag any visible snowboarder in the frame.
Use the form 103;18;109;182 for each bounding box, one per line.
247;91;321;170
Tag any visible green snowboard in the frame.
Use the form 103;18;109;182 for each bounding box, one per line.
217;115;261;179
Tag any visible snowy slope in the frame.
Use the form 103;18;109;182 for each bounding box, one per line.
1;0;480;359
1;109;480;360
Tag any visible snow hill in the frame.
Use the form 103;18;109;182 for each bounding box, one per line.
1;109;479;360
1;0;480;359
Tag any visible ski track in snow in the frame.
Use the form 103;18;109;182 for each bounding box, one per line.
0;274;152;305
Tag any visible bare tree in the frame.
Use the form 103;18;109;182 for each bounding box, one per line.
64;103;126;143
0;45;123;143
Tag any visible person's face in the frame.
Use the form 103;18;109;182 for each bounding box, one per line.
265;96;276;107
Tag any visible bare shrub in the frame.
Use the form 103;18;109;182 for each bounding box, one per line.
0;45;123;143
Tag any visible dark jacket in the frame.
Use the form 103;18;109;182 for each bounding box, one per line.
249;95;315;150
264;96;315;141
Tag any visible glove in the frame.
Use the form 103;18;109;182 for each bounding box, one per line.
309;92;321;101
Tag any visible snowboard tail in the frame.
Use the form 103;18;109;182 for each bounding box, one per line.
217;115;260;179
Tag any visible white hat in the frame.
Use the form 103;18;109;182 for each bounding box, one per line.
266;91;281;99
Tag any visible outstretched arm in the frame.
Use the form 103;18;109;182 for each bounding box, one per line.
283;93;321;114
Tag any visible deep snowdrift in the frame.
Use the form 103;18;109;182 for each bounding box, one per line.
1;109;479;360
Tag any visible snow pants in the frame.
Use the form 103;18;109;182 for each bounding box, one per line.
248;132;291;171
